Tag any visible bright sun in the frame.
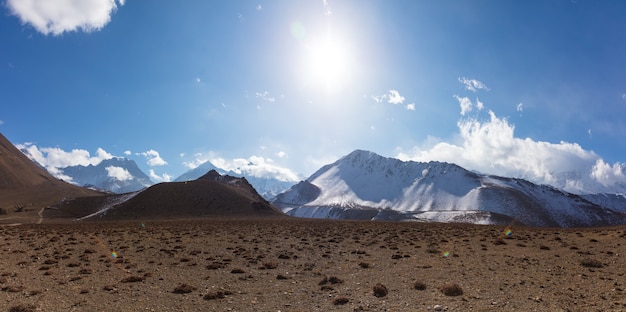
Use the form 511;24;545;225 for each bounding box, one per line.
299;36;354;93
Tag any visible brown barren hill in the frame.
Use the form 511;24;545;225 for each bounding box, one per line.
0;133;102;221
81;170;286;221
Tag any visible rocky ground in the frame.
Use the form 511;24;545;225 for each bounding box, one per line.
1;219;626;311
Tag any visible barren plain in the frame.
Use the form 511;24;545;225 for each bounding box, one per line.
1;218;626;312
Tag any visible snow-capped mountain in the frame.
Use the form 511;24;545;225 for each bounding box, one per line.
272;150;626;227
581;193;626;213
61;158;153;193
174;161;296;199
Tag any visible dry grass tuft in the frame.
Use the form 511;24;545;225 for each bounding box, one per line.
580;258;604;268
439;282;463;296
373;283;388;297
8;304;37;312
203;290;232;300
120;275;145;283
333;296;349;305
173;283;197;294
414;281;427;290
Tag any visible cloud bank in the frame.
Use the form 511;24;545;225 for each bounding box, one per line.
6;0;125;36
105;165;133;181
398;110;626;194
17;143;114;181
210;155;300;182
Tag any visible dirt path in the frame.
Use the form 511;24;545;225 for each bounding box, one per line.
36;206;45;224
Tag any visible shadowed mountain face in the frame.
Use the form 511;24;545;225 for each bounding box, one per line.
0;133;101;214
66;170;286;221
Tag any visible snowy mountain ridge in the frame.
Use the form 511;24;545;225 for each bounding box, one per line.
174;161;296;199
61;158;153;193
272;150;626;227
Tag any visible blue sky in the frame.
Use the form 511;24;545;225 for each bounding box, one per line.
2;0;626;193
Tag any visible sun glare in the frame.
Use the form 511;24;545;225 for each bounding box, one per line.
299;35;354;93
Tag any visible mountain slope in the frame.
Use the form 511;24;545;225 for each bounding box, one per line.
174;161;295;199
272;150;625;227
0;133;101;216
61;158;153;193
70;170;285;221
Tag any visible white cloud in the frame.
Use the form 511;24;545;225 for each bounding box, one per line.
591;159;626;188
588;129;592;138
210;155;299;182
149;169;171;183
124;150;131;156
398;109;626;194
516;102;523;112
6;0;125;36
406;103;415;111
476;98;484;111
387;90;405;105
105;166;133;181
276;151;287;158
16;143;115;181
458;77;489;92
139;149;167;167
256;4;262;11
255;91;275;102
454;95;473;115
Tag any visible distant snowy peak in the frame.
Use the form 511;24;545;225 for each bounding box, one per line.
273;149;626;227
174;161;220;183
174;161;296;200
61;158;152;193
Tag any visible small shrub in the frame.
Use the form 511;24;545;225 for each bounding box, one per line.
8;304;36;312
319;276;343;285
203;290;232;300
173;283;196;294
333;296;349;305
580;258;604;268
373;283;388;297
414;281;427;290
120;276;144;283
358;262;370;268
261;262;277;270
230;268;245;274
439;282;463;296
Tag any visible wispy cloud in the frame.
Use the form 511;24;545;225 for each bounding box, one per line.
321;0;332;16
476;98;484;111
371;94;386;103
139;150;167;166
0;120;4;126
458;77;490;92
105;166;133;181
256;4;262;11
6;0;125;36
255;91;275;102
406;103;416;111
387;90;405;105
398;108;626;194
454;95;473;115
516;102;524;112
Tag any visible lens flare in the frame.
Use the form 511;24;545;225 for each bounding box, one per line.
111;251;118;259
443;251;450;258
504;228;512;237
